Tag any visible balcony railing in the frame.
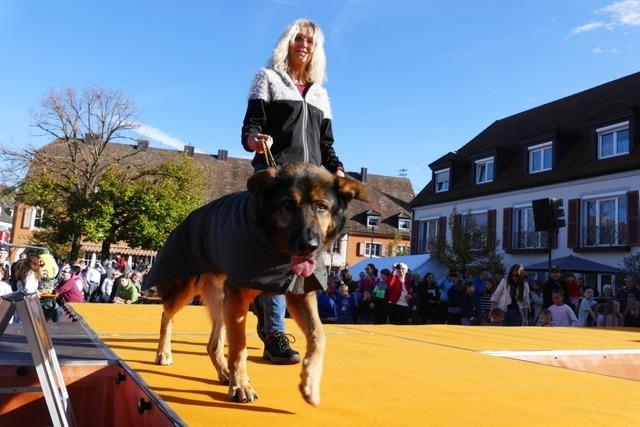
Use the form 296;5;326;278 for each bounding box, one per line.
513;231;548;249
583;224;628;247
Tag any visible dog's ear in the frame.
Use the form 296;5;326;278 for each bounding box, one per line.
247;167;279;196
336;175;369;204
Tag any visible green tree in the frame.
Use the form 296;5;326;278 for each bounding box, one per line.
93;155;205;258
430;210;505;276
621;250;640;280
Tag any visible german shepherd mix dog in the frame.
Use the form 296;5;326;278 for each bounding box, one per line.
143;163;368;406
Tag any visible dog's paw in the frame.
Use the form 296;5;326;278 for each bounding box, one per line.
217;368;230;385
299;379;320;406
155;351;173;366
228;383;258;403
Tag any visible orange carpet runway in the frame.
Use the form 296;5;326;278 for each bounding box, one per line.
72;304;640;426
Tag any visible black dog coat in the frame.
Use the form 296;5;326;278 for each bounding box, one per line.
143;192;327;294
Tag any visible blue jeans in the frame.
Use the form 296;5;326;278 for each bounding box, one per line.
261;294;286;334
503;307;523;326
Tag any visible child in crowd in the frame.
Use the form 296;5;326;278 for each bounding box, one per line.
357;290;375;324
460;281;479;326
537;309;553;326
549;290;577;326
623;301;640;327
316;290;337;324
577;287;597;327
529;279;544;325
596;299;621;327
488;307;504;325
372;269;389;324
479;277;495;324
336;284;355;324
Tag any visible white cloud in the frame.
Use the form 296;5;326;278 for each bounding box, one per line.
568;0;640;38
569;21;605;37
591;46;620;54
600;0;640;26
132;122;203;153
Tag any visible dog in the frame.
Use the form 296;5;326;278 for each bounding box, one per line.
144;163;368;406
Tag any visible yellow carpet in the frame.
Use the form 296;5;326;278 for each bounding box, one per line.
73;304;640;426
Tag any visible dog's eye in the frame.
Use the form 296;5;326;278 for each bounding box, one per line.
282;199;297;210
314;202;329;213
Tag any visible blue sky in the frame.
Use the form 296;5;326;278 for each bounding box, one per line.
1;0;640;192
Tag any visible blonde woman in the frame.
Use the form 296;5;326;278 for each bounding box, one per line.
241;19;345;365
242;18;345;176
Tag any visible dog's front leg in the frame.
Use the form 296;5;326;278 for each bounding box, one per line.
224;287;260;403
286;292;326;406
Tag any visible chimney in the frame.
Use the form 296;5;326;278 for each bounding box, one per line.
360;167;368;183
136;139;149;151
183;145;195;157
217;149;228;161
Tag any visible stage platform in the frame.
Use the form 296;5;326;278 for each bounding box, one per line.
64;304;640;427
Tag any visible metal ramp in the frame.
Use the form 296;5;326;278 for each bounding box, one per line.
0;292;76;427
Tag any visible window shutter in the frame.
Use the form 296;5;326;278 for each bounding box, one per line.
357;242;365;257
437;216;447;248
627;190;639;245
502;208;512;251
567;199;581;248
487;209;496;249
22;207;33;229
410;220;420;254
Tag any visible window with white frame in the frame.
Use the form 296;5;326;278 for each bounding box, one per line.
434;169;450;192
364;242;382;257
513;206;547;249
398;218;410;231
475;157;494;184
597;122;629;159
528;142;552;173
331;239;341;254
33;208;45;228
367;215;380;228
418;218;439;252
583;195;627;246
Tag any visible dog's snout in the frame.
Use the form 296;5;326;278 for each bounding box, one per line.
295;229;320;254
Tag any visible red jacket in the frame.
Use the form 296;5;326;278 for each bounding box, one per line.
54;277;84;303
386;274;413;304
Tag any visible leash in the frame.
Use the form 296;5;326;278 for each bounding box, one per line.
261;138;277;168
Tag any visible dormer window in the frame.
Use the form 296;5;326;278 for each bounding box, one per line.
367;215;380;228
597;121;629;159
475;157;494;184
398;218;410;231
528;141;552;174
435;169;450;192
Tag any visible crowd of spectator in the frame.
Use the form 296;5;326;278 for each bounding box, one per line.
315;262;640;328
1;241;639;329
0;243;154;322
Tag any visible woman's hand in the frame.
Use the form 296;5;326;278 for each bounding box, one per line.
246;133;273;153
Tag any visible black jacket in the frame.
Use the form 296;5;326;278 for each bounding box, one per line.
143;192;326;295
242;68;342;172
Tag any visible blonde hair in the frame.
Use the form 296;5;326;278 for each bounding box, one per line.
269;18;327;84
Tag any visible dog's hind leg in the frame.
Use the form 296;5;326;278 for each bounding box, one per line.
156;278;197;365
224;287;261;403
199;273;229;384
286;292;326;407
